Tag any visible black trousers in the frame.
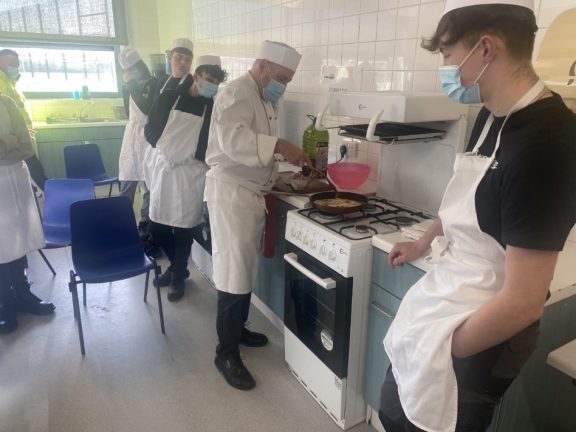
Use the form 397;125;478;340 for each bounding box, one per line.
0;256;28;312
150;221;194;280
25;154;47;191
216;290;251;359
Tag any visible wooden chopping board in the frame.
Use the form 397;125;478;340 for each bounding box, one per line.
273;171;335;195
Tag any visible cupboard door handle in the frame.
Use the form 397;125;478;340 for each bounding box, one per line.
284;253;336;290
370;301;394;319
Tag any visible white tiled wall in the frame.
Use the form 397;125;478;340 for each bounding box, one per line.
190;0;575;94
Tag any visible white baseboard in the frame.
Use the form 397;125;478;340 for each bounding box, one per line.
251;295;284;333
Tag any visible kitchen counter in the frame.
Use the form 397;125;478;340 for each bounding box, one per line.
547;339;576;380
34;120;128;129
372;232;576;304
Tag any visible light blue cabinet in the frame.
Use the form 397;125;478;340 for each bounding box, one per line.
363;249;424;410
254;198;295;319
36;126;125;178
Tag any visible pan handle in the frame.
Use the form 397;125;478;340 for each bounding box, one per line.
284;253;336;290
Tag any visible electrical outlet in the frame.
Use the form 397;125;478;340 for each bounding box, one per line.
346;141;359;158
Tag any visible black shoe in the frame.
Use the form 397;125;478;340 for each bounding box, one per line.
153;269;173;288
240;327;268;347
153;268;190;288
14;290;55;316
0;317;17;334
167;279;185;302
214;355;256;390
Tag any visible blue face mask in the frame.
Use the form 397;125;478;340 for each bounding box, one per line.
4;66;20;80
262;78;286;103
439;40;489;105
198;80;218;98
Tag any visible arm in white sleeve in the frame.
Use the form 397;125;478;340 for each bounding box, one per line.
214;85;277;167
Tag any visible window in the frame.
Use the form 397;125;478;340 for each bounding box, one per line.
0;0;127;97
1;45;119;96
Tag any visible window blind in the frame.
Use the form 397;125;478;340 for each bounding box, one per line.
0;0;127;44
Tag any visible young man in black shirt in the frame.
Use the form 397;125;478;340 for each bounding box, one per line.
379;1;576;431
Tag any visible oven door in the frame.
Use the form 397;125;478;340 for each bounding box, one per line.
284;243;352;379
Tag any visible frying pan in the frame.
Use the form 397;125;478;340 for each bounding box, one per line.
310;191;368;214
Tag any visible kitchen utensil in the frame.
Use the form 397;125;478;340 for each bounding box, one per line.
310;191;368;214
283;173;313;191
327;162;371;190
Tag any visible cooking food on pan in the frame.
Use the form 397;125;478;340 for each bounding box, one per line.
313;197;362;208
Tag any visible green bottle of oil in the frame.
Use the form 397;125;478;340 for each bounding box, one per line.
303;114;329;177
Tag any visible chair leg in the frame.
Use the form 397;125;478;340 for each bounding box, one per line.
144;270;150;303
38;250;57;276
68;271;86;355
153;264;165;334
108;182;113;197
82;283;87;306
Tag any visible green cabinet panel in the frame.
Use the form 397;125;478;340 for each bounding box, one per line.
363;250;425;411
372;249;424;299
36;128;84;143
363;284;397;409
255;198;295;319
36;126;125;179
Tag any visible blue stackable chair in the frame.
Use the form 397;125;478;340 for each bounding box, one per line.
35;179;95;275
63;143;119;197
67;196;164;355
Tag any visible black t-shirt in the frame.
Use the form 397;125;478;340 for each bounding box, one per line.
467;93;576;251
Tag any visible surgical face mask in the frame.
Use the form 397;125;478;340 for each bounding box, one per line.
439;40;489;104
198;80;218;98
262;65;286;103
4;66;20;80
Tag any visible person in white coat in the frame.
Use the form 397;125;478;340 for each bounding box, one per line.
0;94;55;334
117;48;160;257
205;41;310;390
379;1;576;431
145;54;227;302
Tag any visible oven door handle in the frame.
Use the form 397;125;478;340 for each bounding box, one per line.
283;253;337;290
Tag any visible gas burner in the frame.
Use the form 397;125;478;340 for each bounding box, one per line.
363;203;377;213
355;224;369;233
317;212;342;222
393;216;416;226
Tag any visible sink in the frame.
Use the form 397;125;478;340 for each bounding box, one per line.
45;117;115;124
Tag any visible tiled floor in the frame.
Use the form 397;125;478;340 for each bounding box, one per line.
0;244;377;432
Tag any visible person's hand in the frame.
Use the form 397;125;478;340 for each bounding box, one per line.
387;240;427;268
275;139;311;167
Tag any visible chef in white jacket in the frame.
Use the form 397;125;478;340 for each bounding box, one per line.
205;40;310;391
379;0;576;431
0;94;54;334
145;53;227;302
117;48;159;254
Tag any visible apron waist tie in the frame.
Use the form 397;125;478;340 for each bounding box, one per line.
262;194;277;258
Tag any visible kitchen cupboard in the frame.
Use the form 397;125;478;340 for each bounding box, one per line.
35;125;125;178
363;249;424;410
254;198;296;320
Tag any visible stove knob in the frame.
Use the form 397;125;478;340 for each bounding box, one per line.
290;227;297;238
319;245;327;256
310;239;317;249
304;234;309;245
296;230;302;240
328;250;336;261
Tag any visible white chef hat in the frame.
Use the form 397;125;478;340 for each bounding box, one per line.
257;40;301;72
118;48;141;69
443;0;534;15
195;55;221;67
171;38;194;53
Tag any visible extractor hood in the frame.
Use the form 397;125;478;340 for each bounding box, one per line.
315;92;467;143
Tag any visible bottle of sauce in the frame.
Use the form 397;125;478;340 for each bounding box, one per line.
302;114;329;177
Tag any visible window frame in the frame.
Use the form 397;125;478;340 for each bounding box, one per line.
0;0;128;98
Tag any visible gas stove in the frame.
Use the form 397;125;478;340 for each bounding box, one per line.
298;197;430;241
283;196;433;429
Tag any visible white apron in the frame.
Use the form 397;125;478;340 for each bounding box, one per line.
148;95;207;228
0;162;45;263
384;81;545;432
119;95;148;181
205;176;267;294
